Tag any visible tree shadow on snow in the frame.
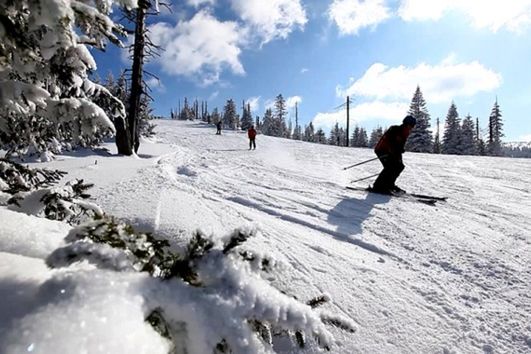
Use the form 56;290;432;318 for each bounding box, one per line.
137;153;158;159
59;147;113;158
328;192;390;237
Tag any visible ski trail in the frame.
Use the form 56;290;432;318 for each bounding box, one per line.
226;196;404;262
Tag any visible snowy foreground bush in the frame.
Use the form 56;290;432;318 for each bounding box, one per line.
1;161;355;353
45;218;356;353
0;158;101;224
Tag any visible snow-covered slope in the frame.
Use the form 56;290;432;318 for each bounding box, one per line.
1;120;530;353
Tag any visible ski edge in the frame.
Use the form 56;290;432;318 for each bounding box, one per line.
346;186;446;203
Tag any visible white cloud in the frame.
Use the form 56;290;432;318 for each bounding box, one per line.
187;0;216;7
231;0;307;44
301;68;309;74
246;96;260;112
336;57;502;103
146;77;165;93
397;0;448;22
264;99;275;111
399;0;531;33
286;95;302;109
312;101;407;130
148;10;246;86
328;0;391;35
208;91;219;100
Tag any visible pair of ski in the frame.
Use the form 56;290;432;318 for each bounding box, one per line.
346;186;447;205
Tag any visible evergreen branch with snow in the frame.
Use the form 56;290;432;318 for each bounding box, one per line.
0;158;66;194
46;218;353;353
8;179;103;225
48;216;175;273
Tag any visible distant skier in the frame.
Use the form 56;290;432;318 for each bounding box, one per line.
248;125;257;150
372;115;416;194
216;121;222;135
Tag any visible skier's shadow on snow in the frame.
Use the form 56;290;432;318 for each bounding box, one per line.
328;192;390;236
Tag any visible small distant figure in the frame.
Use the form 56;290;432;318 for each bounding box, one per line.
216;121;222;135
372;115;416;194
248;125;257;150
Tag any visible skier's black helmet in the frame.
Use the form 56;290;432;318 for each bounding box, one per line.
403;115;416;126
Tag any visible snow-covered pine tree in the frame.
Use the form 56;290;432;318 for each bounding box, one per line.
315;128;327;144
476;117;487;156
261;108;275;136
329;123;342;146
460;114;477;155
104;71;155;138
369;126;384;148
240;102;253;130
292;102;302;140
303;122;315;142
193;99;199;120
222;99;238;129
201;101;209;122
358;127;368;147
179;98;195;120
351;126;360;147
137;91;156;138
286;119;292;139
405;86;433;152
0;0;137;160
442;102;462;155
488;99;504;156
273;94;288;137
339;126;347;146
210;108;221;125
433;118;441;153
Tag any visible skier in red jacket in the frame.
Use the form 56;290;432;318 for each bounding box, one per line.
248;125;257;150
372;115;416;194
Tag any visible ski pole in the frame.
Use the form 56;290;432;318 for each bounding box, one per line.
351;173;379;183
342;155;386;170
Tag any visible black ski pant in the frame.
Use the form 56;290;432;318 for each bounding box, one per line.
249;138;256;150
373;153;404;191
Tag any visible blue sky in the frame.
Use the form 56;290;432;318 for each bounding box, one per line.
94;0;531;141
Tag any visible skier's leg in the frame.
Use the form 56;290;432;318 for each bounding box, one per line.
372;156;394;192
389;158;405;188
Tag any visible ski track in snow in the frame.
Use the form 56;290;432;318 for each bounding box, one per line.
23;120;531;353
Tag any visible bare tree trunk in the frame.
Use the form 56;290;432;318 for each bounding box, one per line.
128;0;148;154
115;117;133;155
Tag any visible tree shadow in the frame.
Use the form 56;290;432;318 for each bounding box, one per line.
137;153;158;159
59;147;113;158
328;192;391;237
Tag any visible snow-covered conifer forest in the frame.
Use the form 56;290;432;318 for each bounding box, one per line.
1;1;530;354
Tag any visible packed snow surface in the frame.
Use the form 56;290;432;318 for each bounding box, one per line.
1;120;530;353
